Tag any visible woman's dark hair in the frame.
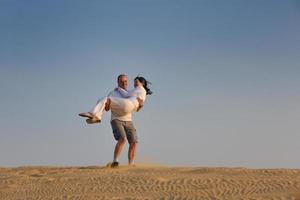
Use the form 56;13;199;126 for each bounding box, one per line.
135;76;153;95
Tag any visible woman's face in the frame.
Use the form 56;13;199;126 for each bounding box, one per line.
134;79;142;88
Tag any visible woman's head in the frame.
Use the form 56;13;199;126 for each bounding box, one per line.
134;76;153;95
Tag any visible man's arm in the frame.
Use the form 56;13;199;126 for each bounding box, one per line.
105;91;113;111
105;103;110;111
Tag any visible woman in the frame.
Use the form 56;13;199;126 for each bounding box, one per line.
79;76;152;124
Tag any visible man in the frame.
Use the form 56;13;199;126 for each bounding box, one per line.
105;74;139;167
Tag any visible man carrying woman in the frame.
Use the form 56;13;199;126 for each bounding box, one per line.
79;74;152;167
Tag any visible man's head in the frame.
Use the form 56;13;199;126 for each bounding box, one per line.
117;74;128;90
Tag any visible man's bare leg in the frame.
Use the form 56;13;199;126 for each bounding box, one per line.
112;137;126;167
128;142;136;166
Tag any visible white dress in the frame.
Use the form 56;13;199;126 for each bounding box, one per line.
89;86;147;120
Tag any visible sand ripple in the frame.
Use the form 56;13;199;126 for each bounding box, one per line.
0;166;300;199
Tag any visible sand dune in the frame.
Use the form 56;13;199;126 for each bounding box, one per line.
1;165;300;199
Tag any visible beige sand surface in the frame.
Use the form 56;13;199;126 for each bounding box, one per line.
0;165;300;199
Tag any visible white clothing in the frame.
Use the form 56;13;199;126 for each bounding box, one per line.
117;86;147;113
89;86;146;122
118;85;147;101
90;97;108;119
107;88;133;121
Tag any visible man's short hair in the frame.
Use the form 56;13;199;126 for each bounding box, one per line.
117;74;127;82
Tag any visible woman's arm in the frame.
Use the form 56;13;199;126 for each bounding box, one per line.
136;87;146;111
136;97;144;112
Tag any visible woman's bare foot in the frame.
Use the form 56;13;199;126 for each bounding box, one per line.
86;117;101;124
79;112;94;119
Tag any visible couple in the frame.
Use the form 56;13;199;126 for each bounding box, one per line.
79;74;152;167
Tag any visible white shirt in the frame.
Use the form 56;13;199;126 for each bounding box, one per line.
108;88;132;122
118;86;147;102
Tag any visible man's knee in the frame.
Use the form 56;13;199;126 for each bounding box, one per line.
129;142;136;148
118;137;126;144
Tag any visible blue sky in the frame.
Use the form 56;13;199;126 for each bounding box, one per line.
0;0;300;168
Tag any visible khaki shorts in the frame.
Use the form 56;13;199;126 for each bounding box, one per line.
110;119;138;143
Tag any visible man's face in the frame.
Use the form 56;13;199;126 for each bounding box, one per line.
118;75;128;90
